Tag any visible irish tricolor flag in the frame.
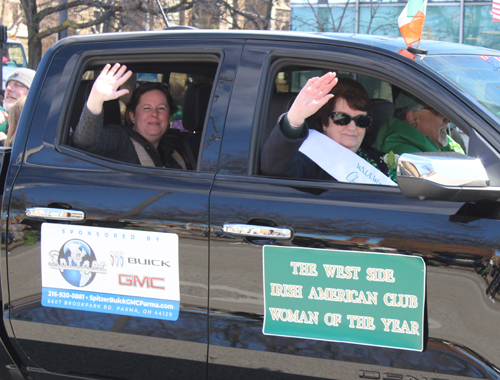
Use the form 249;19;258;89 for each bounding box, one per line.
398;0;427;47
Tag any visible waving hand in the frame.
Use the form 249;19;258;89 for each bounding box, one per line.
287;72;338;127
87;63;133;115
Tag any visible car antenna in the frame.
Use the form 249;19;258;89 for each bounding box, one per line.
156;0;170;28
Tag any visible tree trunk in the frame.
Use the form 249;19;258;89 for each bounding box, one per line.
21;0;41;69
263;0;273;30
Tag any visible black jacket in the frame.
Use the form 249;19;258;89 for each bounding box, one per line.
72;105;186;169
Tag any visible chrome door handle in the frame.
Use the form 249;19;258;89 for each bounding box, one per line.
222;223;293;240
25;207;85;221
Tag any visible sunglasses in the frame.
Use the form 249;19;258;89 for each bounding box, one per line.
329;112;372;128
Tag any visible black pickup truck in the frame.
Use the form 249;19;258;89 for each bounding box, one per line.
0;29;500;380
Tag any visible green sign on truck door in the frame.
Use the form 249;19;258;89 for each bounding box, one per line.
262;246;426;351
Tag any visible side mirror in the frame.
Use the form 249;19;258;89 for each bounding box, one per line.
397;152;500;202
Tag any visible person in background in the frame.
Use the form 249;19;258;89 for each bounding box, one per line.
373;103;464;155
4;97;26;147
0;68;36;135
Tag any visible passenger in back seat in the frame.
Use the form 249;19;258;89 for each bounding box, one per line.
72;63;190;169
261;72;397;185
373;104;465;155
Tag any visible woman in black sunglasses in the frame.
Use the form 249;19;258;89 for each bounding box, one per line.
261;72;395;184
72;63;188;169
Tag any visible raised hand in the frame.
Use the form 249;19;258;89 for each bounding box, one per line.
287;72;337;127
87;63;133;115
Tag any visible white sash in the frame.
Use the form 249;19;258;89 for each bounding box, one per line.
299;130;397;186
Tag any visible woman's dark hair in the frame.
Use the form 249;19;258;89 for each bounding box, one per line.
315;77;372;129
124;82;175;127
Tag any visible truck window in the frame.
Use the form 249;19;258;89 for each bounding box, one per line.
3;42;28;67
259;63;468;185
66;59;218;171
2;41;29;90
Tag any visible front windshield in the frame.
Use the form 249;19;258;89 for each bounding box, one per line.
423;55;500;121
3;42;28;67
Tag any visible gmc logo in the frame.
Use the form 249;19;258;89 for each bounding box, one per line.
118;274;165;290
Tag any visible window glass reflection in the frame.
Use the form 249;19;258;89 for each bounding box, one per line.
291;0;500;50
423;5;461;43
424;55;500;120
464;5;500;49
359;5;401;35
292;4;356;32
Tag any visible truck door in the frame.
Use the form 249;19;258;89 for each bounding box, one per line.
208;42;500;379
3;37;241;380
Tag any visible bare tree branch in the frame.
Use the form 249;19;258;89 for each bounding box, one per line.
334;0;349;31
35;7;117;40
204;0;275;29
365;0;381;33
20;0;197;68
36;0;92;22
295;0;381;33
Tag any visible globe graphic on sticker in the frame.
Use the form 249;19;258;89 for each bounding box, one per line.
57;239;97;287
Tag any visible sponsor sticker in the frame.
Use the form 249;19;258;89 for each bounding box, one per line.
41;223;180;321
262;246;425;351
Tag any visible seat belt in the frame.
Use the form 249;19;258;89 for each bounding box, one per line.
131;138;155;167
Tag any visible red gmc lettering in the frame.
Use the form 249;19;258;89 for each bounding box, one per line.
118;274;165;290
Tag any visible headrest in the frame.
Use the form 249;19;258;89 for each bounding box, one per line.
70;80;122;130
365;98;394;146
70;80;94;130
103;98;121;126
266;92;298;133
182;83;212;132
